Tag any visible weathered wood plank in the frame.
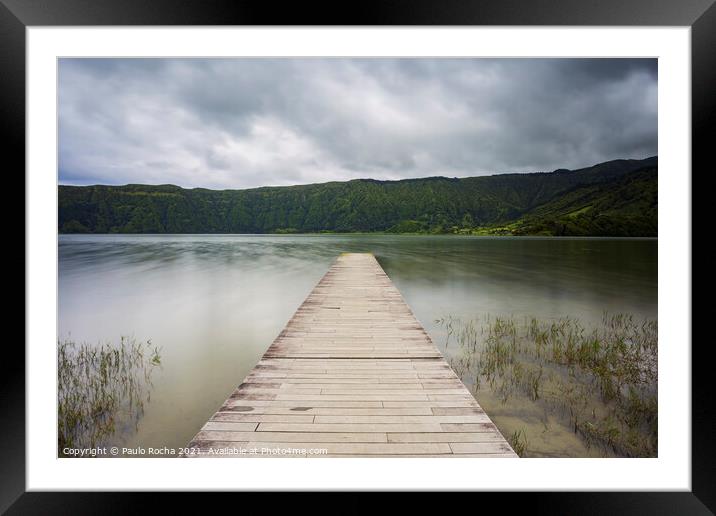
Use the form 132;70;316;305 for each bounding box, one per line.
221;399;385;408
255;422;445;433
449;442;517;454
382;401;480;408
210;413;315;423
219;406;435;416
242;442;453;455
200;422;260;432
312;415;491;424
387;432;508;443
273;394;431;401
195;431;389;443
189;452;518;458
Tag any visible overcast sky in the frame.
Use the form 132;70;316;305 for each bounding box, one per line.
58;58;657;190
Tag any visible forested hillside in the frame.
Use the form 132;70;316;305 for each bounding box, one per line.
477;167;657;236
59;156;657;236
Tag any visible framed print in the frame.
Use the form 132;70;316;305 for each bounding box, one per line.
4;0;711;512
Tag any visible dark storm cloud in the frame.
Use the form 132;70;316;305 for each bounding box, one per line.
58;58;657;189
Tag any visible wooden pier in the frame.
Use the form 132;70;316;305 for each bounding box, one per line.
184;253;517;457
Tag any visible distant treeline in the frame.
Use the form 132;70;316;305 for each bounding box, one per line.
59;156;657;237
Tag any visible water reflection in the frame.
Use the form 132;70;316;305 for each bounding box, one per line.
58;235;657;453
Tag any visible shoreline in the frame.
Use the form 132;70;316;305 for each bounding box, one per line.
58;232;659;239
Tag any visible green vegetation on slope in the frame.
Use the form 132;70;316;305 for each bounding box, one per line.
474;167;657;237
59;156;657;236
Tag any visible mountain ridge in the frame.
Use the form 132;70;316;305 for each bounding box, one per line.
59;156;657;236
59;156;657;191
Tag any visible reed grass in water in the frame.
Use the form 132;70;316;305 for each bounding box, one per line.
436;313;657;457
57;337;161;455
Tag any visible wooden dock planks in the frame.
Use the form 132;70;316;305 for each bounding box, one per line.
184;253;517;458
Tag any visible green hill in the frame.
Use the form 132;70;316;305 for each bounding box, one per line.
58;156;657;236
477;167;657;236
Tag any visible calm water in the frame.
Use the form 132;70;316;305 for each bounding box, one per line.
58;234;657;455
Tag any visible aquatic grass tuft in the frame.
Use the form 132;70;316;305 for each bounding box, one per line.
508;428;529;457
441;312;657;457
57;336;161;455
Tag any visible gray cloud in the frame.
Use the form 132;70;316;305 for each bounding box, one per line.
58;58;657;189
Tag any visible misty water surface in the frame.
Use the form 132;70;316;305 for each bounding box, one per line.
58;234;657;454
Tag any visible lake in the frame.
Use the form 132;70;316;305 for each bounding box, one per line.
58;234;657;456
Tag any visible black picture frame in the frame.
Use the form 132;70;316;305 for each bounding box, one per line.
4;0;709;512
